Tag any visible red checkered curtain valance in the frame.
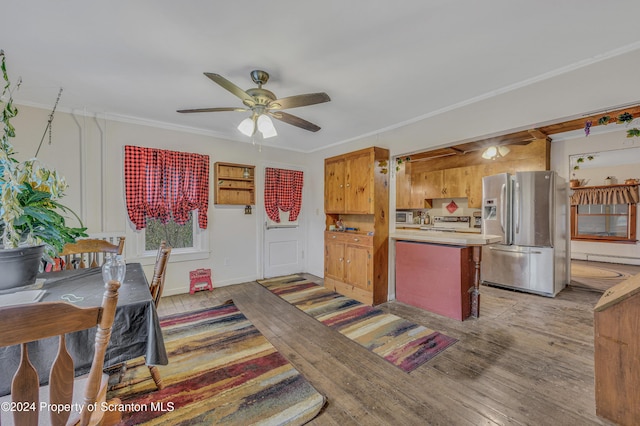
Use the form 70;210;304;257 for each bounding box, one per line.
124;145;210;230
264;167;304;223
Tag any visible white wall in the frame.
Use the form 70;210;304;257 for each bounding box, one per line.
11;105;309;295
551;128;640;265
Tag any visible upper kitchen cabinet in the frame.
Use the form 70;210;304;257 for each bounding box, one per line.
325;147;387;214
409;168;469;203
325;157;346;212
396;162;429;209
418;169;445;200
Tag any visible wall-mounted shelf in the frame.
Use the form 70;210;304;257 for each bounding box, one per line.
571;183;638;190
214;162;255;205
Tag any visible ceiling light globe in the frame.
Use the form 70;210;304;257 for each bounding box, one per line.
237;117;256;137
257;114;277;139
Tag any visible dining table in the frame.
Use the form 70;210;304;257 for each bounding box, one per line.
0;262;168;397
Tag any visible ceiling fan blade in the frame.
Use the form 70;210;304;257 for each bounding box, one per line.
269;111;321;132
204;73;255;107
268;92;330;110
177;107;247;113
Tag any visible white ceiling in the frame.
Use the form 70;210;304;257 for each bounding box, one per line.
3;1;640;153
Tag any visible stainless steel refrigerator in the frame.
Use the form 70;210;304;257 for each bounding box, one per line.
481;171;569;296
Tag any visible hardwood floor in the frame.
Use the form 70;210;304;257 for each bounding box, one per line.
158;275;617;425
570;259;640;292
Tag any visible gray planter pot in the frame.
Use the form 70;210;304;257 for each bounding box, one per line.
0;245;45;290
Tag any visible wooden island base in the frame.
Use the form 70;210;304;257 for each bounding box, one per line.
390;229;501;320
395;241;475;321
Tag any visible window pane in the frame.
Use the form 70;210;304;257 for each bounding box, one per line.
577;214;628;237
611;204;628;214
145;212;194;250
577;215;606;236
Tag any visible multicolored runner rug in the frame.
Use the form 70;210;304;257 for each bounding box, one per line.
108;300;325;425
258;275;457;373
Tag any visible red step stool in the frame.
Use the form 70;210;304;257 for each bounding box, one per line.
189;268;214;294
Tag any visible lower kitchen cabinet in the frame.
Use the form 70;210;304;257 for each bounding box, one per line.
324;231;376;305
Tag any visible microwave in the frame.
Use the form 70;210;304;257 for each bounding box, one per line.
396;211;414;224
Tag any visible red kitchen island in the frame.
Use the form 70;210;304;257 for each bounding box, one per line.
390;230;502;320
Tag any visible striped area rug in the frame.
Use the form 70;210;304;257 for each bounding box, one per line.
108;300;325;425
258;275;457;373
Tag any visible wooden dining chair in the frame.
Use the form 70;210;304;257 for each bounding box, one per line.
149;241;172;308
60;237;125;270
0;280;122;426
108;241;171;392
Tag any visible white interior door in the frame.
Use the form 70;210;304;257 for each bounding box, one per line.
263;209;305;278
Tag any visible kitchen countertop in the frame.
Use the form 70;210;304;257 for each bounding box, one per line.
390;229;502;246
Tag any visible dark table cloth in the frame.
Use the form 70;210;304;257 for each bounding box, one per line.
0;263;168;397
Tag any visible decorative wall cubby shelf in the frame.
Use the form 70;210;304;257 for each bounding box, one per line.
214;162;255;205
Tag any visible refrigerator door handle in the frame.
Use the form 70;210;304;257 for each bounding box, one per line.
514;181;520;235
500;183;506;235
488;246;527;254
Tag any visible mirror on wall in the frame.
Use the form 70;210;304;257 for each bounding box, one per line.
569;146;640;187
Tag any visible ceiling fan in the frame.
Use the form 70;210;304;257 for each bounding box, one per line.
177;70;330;138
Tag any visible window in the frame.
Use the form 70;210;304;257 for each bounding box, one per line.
136;210;207;260
571;203;637;243
124;145;210;260
145;212;194;251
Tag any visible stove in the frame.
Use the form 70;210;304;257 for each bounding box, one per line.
431;216;471;230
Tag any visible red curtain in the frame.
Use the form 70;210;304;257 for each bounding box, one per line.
124;145;209;230
264;168;304;223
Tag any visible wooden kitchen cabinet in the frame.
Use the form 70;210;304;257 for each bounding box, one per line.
324;232;374;303
413;169;444;200
396;163;427;209
325;149;375;214
324;146;389;305
466;164;493;208
396;165;494;209
214;162;255;205
443;167;471;198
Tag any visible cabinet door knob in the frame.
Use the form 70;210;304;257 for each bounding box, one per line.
346;259;351;263
339;258;343;262
339;184;343;188
353;238;359;242
332;235;337;239
346;183;350;187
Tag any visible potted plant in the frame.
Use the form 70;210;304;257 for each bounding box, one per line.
0;50;86;289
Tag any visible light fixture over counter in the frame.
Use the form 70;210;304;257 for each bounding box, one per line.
481;145;510;160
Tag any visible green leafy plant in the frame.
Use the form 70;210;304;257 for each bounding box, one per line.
617;112;634;124
395;156;411;171
1;50;86;258
627;128;640;138
592;112;639;139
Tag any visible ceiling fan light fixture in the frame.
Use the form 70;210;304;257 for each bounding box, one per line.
482;145;510;160
237;116;256;137
257;114;277;138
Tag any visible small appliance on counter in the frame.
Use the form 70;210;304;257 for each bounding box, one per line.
396;211;414;225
